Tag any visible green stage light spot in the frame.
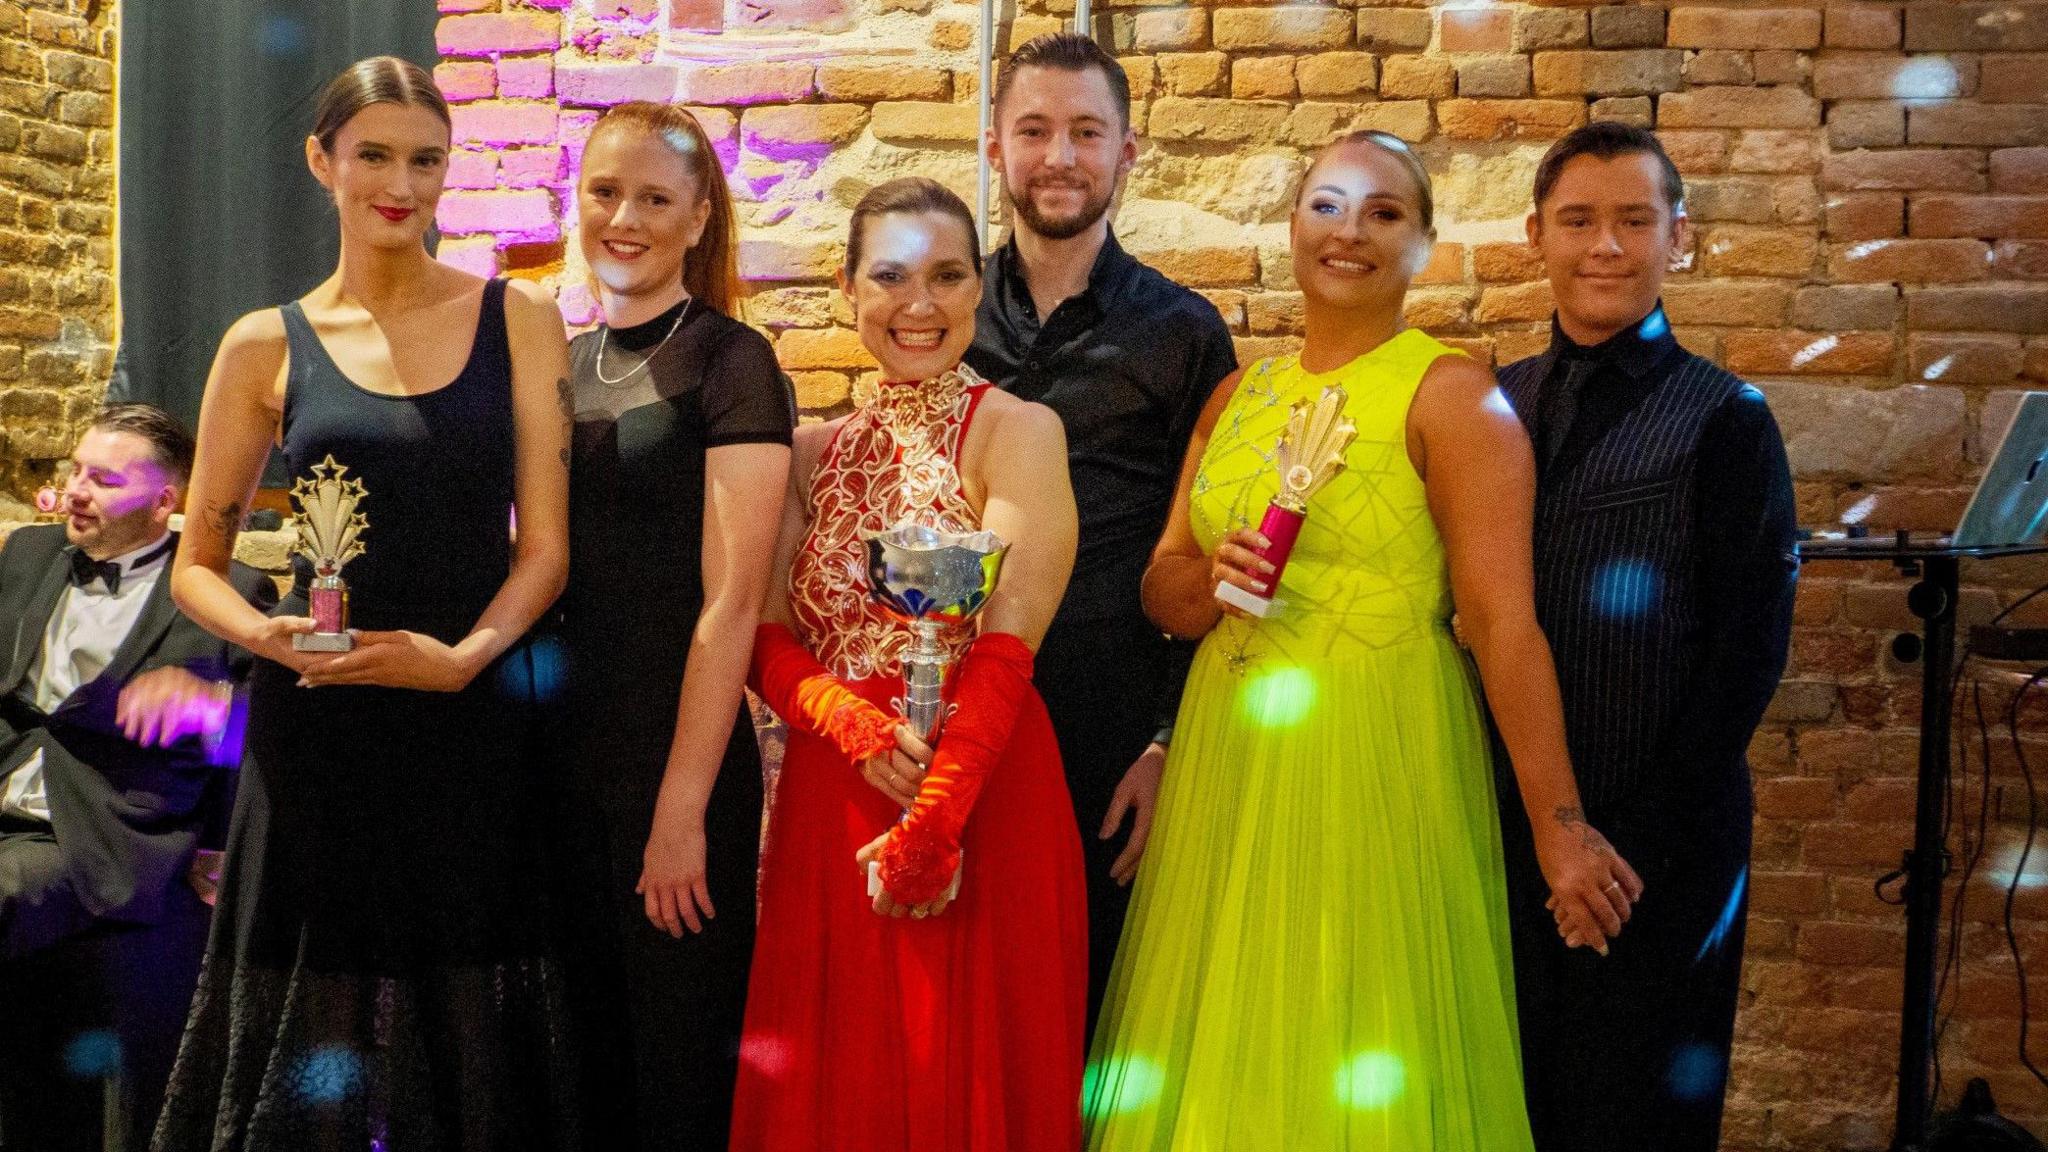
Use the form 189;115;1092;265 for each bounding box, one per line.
1241;664;1317;729
1335;1049;1406;1111
1084;1053;1166;1116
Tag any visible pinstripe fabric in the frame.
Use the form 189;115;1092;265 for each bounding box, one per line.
1499;348;1746;808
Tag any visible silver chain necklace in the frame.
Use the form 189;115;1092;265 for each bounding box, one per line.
593;295;693;387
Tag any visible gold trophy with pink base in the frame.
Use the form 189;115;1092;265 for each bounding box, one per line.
289;455;368;652
1214;386;1357;619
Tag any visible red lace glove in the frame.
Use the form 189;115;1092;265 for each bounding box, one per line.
749;623;897;763
878;632;1036;904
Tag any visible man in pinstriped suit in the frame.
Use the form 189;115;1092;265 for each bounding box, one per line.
1492;121;1799;1152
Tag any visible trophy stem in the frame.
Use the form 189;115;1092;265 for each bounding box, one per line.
902;621;950;745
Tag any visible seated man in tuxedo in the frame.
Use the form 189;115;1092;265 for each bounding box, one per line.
0;403;274;1152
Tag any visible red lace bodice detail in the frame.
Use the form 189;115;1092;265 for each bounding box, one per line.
788;365;992;682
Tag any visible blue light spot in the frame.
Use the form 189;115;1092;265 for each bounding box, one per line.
260;15;307;57
1083;1054;1165;1116
1892;57;1962;100
1590;559;1660;620
63;1030;121;1078
1637;309;1671;341
1335;1049;1406;1110
291;1045;363;1106
497;635;568;704
1241;665;1318;729
1695;866;1748;964
1666;1042;1725;1103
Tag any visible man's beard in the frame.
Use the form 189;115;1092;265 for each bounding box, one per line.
1006;176;1113;241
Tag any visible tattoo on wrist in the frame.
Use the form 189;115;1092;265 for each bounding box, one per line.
204;500;244;549
1552;804;1611;854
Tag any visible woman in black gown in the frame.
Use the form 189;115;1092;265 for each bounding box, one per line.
555;101;793;1149
154;58;578;1150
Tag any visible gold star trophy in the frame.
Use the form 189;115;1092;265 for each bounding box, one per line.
289;455;368;652
1213;386;1358;619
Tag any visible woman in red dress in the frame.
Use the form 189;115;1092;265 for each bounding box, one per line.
731;177;1087;1151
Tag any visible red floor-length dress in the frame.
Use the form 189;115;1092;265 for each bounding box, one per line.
730;366;1088;1152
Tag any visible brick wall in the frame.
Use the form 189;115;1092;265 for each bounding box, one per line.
438;2;2048;1148
0;0;116;515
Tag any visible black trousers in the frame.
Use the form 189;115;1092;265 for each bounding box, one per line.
551;708;761;1152
1032;618;1172;1044
1497;775;1753;1152
0;823;209;1152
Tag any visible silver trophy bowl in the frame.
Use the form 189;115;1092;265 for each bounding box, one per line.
863;524;1009;744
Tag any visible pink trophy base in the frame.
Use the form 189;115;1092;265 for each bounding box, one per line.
295;579;355;652
1214;503;1305;619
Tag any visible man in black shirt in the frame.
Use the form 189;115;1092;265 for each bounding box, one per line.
964;32;1238;1032
1494;121;1797;1152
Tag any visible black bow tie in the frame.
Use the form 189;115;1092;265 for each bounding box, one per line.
65;536;174;596
68;549;124;594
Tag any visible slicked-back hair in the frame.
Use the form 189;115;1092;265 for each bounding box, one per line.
845;177;982;279
586;102;741;317
994;32;1132;133
1296;130;1436;235
310;56;449;153
1533;120;1686;216
89;403;195;486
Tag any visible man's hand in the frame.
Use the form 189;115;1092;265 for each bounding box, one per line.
1537;806;1645;956
1100;742;1166;886
116;667;232;747
187;849;224;907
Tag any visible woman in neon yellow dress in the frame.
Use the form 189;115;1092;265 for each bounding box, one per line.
1085;132;1646;1150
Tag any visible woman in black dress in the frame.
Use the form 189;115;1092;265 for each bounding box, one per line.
555;101;793;1149
154;58;578;1150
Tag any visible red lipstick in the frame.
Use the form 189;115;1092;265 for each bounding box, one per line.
374;206;414;223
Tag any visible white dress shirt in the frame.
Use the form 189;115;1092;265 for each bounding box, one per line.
0;533;174;823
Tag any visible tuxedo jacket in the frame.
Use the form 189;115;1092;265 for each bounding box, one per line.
0;523;276;926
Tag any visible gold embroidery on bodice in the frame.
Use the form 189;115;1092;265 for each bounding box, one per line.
788;365;988;682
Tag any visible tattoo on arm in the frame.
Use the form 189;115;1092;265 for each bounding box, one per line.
556;376;573;469
205;501;245;550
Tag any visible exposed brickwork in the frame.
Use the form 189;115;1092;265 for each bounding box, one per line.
0;0;116;508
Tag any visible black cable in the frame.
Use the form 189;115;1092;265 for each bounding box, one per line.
1990;580;2048;630
1906;566;2048;1100
1934;673;1998;1102
2003;668;2048;1088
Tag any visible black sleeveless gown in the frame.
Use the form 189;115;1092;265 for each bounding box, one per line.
153;280;580;1152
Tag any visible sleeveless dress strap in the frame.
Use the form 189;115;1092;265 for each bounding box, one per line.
473;278;510;369
958;381;993;437
278;300;319;436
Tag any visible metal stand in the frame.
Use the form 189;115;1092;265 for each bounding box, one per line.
1798;539;2047;1151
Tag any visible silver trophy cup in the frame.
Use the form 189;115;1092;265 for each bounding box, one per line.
860;524;1009;904
863;524;1010;746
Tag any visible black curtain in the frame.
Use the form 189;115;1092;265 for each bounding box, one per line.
112;3;437;482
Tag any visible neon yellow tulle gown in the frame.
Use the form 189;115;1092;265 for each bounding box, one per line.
1084;330;1536;1151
